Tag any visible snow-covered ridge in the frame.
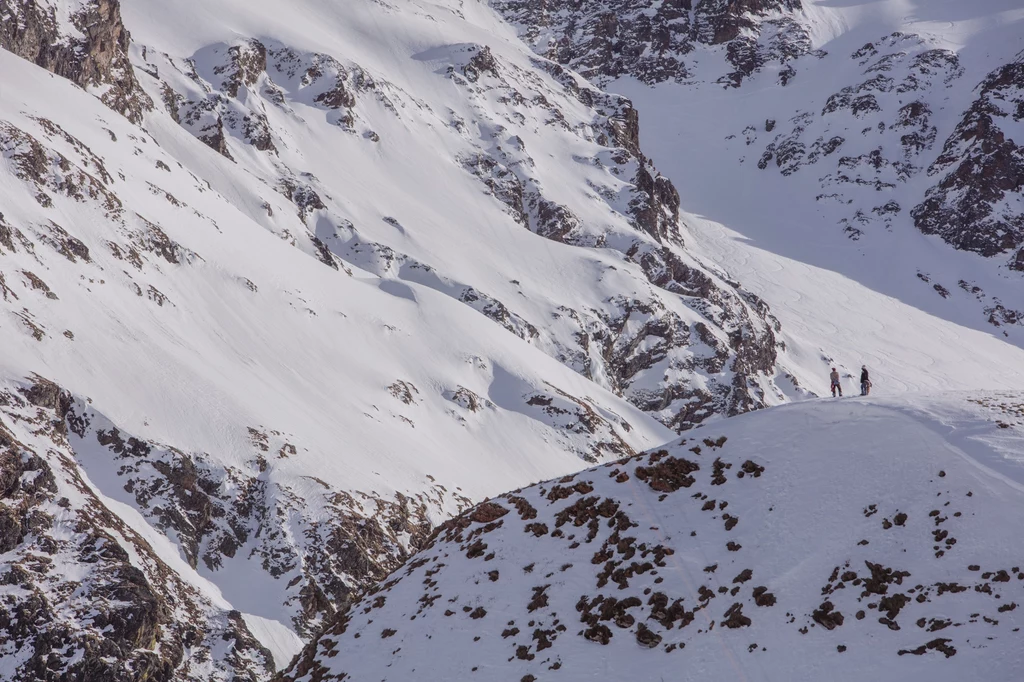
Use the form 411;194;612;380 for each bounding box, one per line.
283;393;1024;682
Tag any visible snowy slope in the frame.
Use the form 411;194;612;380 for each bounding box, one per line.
121;0;791;432
0;0;798;677
0;43;678;674
622;1;1024;342
283;392;1024;682
495;0;1024;353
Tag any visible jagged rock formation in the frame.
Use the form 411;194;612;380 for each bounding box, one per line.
491;0;818;87
913;50;1024;272
0;377;274;680
281;395;1024;681
752;33;964;224
0;0;151;122
67;399;467;639
739;32;1024;326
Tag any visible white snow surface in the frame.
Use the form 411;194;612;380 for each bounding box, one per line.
610;0;1024;354
0;2;680;657
287;392;1024;682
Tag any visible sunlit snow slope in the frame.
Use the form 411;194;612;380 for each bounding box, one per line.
0;0;806;675
285;392;1024;682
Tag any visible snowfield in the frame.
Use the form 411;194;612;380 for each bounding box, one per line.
681;213;1024;400
284;392;1024;682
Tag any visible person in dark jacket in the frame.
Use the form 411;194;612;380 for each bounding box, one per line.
860;365;871;396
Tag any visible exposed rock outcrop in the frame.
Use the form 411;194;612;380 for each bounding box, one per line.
912;51;1024;271
0;377;273;681
449;47;781;430
69;403;469;638
491;0;817;87
0;0;152;122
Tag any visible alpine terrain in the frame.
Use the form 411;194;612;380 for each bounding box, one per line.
283;393;1024;682
492;0;1024;341
0;0;1021;680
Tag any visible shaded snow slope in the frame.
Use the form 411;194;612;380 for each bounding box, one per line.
493;0;1024;354
611;0;1024;341
284;392;1024;682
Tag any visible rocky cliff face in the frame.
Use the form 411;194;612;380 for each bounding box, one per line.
65;398;465;639
0;0;151;122
492;0;816;87
0;378;273;680
913;51;1024;272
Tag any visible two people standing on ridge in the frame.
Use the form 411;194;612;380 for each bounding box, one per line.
829;365;872;397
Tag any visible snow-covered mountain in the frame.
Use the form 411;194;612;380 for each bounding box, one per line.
282;392;1024;682
1;0;1023;679
0;0;786;676
493;0;1024;340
